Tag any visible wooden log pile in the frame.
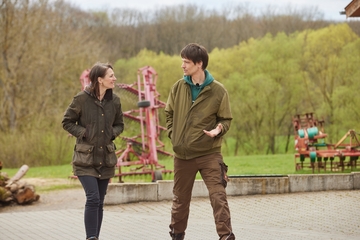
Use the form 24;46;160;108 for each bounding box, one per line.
0;162;40;206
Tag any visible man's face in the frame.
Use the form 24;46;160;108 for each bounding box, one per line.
181;58;202;76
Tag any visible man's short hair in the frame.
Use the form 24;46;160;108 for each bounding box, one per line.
180;43;208;70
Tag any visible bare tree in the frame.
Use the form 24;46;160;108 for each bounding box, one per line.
0;0;104;132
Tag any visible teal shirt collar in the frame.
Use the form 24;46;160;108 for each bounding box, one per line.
183;70;214;103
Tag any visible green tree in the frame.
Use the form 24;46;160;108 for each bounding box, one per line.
332;38;360;134
212;33;305;155
299;24;359;142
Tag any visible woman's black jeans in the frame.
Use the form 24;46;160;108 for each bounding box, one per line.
78;176;109;239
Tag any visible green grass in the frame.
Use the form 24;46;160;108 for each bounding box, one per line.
2;154;359;190
225;154;296;175
37;184;83;192
1;164;72;179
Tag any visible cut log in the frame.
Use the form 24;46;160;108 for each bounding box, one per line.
0;186;13;202
17;180;26;189
14;186;40;204
5;165;29;187
1;164;40;205
9;183;18;192
0;172;8;186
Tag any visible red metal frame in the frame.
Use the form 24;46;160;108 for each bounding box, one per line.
79;69;90;90
115;66;173;182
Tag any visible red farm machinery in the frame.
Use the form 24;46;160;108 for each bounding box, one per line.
114;66;173;182
293;112;360;173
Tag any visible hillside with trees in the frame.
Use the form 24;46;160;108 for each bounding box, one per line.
0;0;359;167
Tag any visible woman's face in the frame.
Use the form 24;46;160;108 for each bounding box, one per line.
99;68;116;89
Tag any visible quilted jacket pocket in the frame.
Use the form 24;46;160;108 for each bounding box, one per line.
105;143;117;167
73;143;94;167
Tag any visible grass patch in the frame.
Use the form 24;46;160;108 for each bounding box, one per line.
36;184;83;193
2;154;359;190
2;164;74;179
224;154;296;175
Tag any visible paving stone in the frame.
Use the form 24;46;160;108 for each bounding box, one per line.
0;190;359;239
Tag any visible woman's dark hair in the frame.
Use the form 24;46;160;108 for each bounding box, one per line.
88;62;113;97
180;43;208;70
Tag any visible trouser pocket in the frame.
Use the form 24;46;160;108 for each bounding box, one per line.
219;162;229;188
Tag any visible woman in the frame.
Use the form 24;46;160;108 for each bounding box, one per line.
62;62;124;240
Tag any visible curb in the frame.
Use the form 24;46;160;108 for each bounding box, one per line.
105;172;360;205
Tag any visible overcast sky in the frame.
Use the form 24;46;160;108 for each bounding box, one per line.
65;0;352;21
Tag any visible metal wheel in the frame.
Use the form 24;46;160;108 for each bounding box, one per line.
152;170;163;182
137;100;150;108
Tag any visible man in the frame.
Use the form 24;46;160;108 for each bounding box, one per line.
165;43;235;240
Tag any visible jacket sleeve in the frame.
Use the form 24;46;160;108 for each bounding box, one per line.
62;96;86;138
165;89;174;139
112;98;124;139
216;90;232;137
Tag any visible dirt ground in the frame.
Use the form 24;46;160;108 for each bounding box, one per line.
0;178;85;213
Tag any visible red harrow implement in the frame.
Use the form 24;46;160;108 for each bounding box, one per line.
293;112;360;173
79;69;90;91
115;66;173;182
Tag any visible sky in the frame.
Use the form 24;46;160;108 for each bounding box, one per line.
65;0;354;22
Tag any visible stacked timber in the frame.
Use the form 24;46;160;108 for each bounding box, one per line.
0;163;40;205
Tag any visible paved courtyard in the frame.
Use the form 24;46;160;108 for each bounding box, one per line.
1;189;360;239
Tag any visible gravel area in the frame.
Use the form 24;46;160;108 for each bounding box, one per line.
0;178;85;213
